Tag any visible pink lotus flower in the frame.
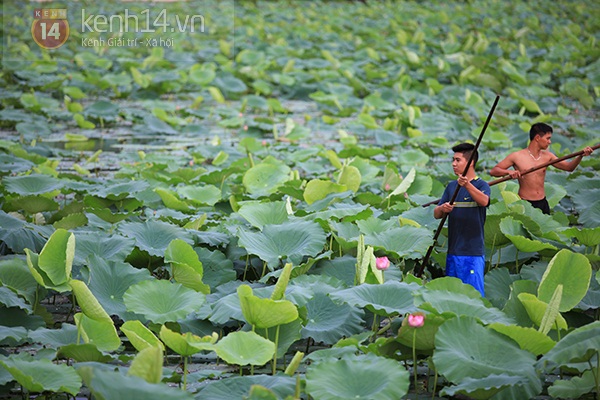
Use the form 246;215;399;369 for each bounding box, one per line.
385;183;391;191
407;313;425;328
375;256;390;270
243;125;248;131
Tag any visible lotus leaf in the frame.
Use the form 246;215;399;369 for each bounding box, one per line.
74;313;121;352
159;325;217;356
330;281;419;316
303;179;347;205
197;375;296;400
516;293;568;331
165;239;210;294
364;226;434;259
127;346;163;384
305;354;409;400
215;331;275;366
123;280;205;324
538;249;591;312
538;321;600;368
57;343;114;363
548;369;597;399
396;313;446;351
433;316;542;400
118;220;193;257
237;219;326;269
499;217;558;253
302;292;364;344
488;323;555;355
0;211;53;253
237;201;289;229
237;284;298;329
562;226;600;247
3;174;63;195
242;159;290;197
441;374;530;400
0;357;82;395
69;279;112;323
120;320;164;352
28;324;78;347
37;228;74;289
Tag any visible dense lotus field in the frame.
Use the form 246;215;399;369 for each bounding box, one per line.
1;0;600;399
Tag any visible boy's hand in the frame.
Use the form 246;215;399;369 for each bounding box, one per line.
457;175;469;186
439;202;454;213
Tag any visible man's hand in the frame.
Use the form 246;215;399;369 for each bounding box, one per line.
583;146;594;156
439;202;454;214
508;170;521;179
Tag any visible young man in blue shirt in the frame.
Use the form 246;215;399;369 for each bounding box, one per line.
434;143;490;296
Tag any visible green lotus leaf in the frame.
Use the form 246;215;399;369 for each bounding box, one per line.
538;249;591;312
301;292;364;344
118;220;193;257
441;374;530;400
500;216;557;253
198;375;295;400
538;321;600;368
303;179;348;205
238;284;298;329
0;357;82;396
4;195;59;213
237;201;289;229
159;325;217;356
548;369;597;399
57;343;114;363
562;226;600;247
127;346;163;384
86;255;152;320
488;323;555;356
0;211;54;253
398;149;429;166
165;239;210;294
3;174;63;195
90;179;150;201
195;248;237;289
38;228;74;288
433;316;542;400
69;279;112;323
364;226;434;259
154;188;191;212
0;264;32;304
85;100;119;119
120;320;164;352
571;188;600;228
415;290;514;325
189;64;216;86
123;280;205;324
74;313;121;352
337;165;361;192
77;367;193;400
28;324;78;347
502;280;538;327
215;331;275;366
424;276;487;301
484;214;511;248
396;313;446;351
237;220;326;269
242;159;290;197
0;286;30;312
0;326;27;345
517;293;568;331
178;184;222;206
330;281;420;316
25;249;68;292
305;354;409;400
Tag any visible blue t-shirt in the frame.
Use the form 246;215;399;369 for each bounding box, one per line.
438;178;490;256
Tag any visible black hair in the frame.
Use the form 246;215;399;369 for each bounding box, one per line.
529;122;553;141
452;142;478;167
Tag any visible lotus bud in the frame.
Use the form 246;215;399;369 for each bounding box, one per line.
375;256;390;270
407;313;425;328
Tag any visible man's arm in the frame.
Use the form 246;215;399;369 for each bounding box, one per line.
490;153;521;178
551;146;594;172
434;203;453;219
458;176;490;207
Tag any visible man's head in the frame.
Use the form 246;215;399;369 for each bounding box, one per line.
529;122;553;142
451;142;478;175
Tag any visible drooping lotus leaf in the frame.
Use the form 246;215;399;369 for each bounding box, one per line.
517;293;568;331
301;292;364;344
538;249;591;312
571;188;600;228
303;179;348;205
69;279;112;323
74;313;121;352
178;184;222;206
499;216;558;253
37;228;74;289
330;281;419;316
415;290;515;325
0;286;30;312
484;214;511;248
198;375;296;400
195;247;237;289
127;345;163;384
538;321;600;369
76;366;193;400
3;174;63;195
337;165;361;192
159;325;217;356
237;284;298;329
305;354;410;400
237;219;326;269
433;316;542;400
0;326;27;346
28;324;78;347
441;374;530;400
118;220;193;257
237;201;289;229
562;226;600;247
0;357;82;396
165;239;210;294
424;277;488;301
215;331;275;366
57;343;114;363
396;313;446;352
502;280;538;327
124;280;205;324
242;159;291;197
4;195;59;214
87;180;150;201
364;226;434;259
548;369;597;400
154;188;191;212
86;255;152;321
484;268;519;310
488;323;555;356
120;320;164;352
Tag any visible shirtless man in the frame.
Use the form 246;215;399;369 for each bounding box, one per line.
490;122;594;214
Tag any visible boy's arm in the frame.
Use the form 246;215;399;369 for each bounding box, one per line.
490;153;521;178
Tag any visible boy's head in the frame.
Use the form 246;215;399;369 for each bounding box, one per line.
452;143;478;169
529;122;553;142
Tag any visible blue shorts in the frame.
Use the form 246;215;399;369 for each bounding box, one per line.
446;254;485;297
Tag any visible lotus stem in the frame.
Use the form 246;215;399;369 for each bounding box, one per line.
376;318;394;335
261;261;267;279
243;255;249;281
412;329;418;394
371;314;379;335
183;356;188;391
431;364;438;400
272;325;280;375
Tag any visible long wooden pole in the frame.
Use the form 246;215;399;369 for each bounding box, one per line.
414;95;500;278
420;143;600;208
